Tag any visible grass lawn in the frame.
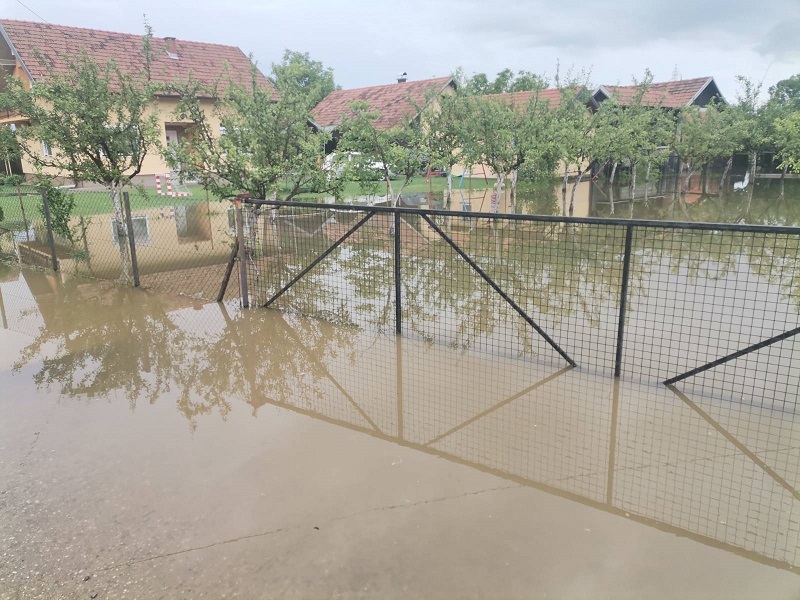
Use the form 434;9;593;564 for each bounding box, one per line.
0;176;498;224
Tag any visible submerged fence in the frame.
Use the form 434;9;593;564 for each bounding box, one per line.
234;199;800;413
0;186;242;302
2;188;798;411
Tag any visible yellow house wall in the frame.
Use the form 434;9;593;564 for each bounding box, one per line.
56;200;233;279
14;91;221;183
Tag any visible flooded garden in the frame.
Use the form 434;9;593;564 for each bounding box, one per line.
1;170;799;596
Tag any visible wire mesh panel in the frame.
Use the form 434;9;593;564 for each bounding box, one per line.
623;227;800;412
425;216;627;371
240;200;800;414
0;190;50;268
244;205;396;334
131;193;238;301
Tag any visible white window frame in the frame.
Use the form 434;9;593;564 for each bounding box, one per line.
41;140;52;157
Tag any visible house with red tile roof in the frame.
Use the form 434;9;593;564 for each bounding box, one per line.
0;19;275;181
592;77;725;109
311;75;455;134
451;87;596;180
483;86;598;112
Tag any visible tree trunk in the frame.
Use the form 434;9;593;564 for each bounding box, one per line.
445;172;453;232
492;173;505;216
445;172;453;209
609;162;618;185
609;183;615;216
681;163;695;195
510;169;518;214
746;151;757;213
719;156;733;191
17;181;30;241
387;177;397;207
630;161;637;208
562;168;569;194
644;162;651;206
110;184;133;285
569;167;588;216
779;164;789;200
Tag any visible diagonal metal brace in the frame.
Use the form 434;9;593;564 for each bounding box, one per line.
664;325;800;385
421;214;576;367
263;211;375;308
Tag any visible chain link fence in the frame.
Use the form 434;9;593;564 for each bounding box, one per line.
0;185;240;302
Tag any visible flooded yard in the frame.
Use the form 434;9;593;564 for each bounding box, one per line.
0;267;798;598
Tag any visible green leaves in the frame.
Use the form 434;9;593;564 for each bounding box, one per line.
1;50;161;188
171;53;338;201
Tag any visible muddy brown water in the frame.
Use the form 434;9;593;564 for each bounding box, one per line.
0;267;798;598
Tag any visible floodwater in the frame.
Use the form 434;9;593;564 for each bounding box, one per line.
351;175;800;226
1;267;799;598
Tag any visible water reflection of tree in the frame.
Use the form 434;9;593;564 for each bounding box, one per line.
14;275;361;428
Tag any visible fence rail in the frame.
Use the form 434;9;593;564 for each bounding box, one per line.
236;198;800;413
2;188;799;411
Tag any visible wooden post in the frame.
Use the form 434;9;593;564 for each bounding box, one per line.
217;238;239;302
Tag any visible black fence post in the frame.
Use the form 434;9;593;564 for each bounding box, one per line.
614;224;634;378
235;196;249;308
122;191;140;287
217;238;239;303
39;188;59;272
394;210;402;335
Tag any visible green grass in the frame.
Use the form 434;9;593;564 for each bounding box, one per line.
0;177;497;223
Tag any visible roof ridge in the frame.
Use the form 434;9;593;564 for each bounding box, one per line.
326;76;453;95
0;19;246;52
603;76;713;90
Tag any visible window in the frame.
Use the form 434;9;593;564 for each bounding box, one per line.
41;141;52;157
111;215;151;246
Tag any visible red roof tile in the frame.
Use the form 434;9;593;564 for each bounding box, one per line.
597;77;715;108
483;88;579;112
311;76;454;131
0;19;276;99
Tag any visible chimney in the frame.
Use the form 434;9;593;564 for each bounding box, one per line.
164;37;179;60
397;72;407;83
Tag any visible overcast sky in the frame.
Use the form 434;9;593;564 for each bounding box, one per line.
3;0;799;99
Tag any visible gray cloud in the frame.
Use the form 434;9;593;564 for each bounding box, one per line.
1;0;797;94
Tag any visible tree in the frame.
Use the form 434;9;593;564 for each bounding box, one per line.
421;92;468;210
773;111;800;173
552;82;595;214
0;34;161;283
459;95;523;213
170;55;339;202
456;68;548;96
336;102;425;207
673;101;743;195
592;73;675;201
768;74;800;112
271;49;337;108
731;77;771;197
